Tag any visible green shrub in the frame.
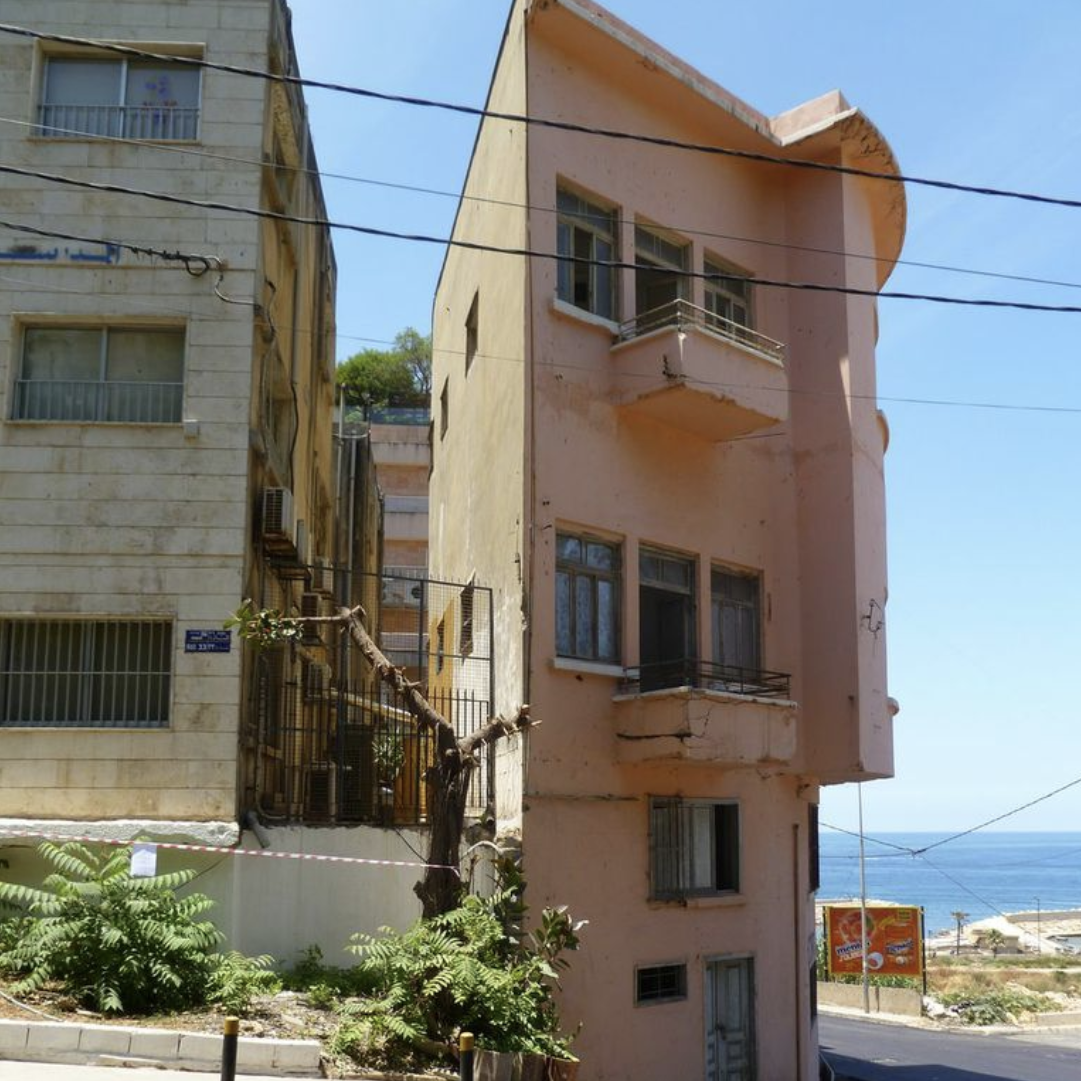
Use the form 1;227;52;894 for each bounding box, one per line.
0;841;221;1014
940;986;1058;1025
282;944;378;1006
337;868;584;1069
207;952;281;1016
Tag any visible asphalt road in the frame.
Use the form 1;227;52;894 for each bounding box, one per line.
820;1014;1081;1081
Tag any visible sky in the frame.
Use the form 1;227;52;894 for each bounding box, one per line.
285;1;1081;835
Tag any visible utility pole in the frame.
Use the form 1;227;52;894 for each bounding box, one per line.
858;783;869;1015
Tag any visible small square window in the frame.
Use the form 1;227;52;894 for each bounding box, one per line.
650;797;739;900
635;963;687;1005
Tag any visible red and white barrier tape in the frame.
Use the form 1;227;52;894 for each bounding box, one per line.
0;827;458;873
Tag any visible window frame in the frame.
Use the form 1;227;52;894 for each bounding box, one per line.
650;796;740;901
38;53;202;141
12;322;186;424
704;254;754;334
555;530;621;664
710;564;762;674
555;184;618;321
634;223;691;329
635;962;688;1006
464;291;479;373
0;618;174;729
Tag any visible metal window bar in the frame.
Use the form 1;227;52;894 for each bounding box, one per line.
0;619;171;727
14;380;183;423
620;658;790;698
253;567;495;825
615;297;785;363
38;103;199;140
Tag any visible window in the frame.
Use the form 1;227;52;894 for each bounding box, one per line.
439;377;449;439
39;57;200;140
650;797;739;899
809;803;821;894
704;256;753;334
635;225;689;330
459;582;475;657
465;292;479;372
639;547;696;689
0;620;172;728
635;963;687;1005
556;186;617;320
711;567;761;674
556;532;620;663
14;326;185;423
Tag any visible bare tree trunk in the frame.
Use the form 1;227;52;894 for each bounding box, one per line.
336;607;529;917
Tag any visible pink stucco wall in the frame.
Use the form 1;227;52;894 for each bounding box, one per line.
431;2;904;1077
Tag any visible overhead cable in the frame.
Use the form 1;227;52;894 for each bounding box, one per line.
0;22;1079;210
0;114;1076;294
3;163;1081;314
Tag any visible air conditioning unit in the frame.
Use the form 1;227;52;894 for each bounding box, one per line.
301;660;332;701
262;487;296;552
300;592;324;646
311;557;335;598
382;576;424;609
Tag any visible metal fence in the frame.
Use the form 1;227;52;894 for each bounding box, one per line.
253;569;494;826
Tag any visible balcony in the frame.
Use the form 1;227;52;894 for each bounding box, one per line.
613;659;796;766
609;300;787;441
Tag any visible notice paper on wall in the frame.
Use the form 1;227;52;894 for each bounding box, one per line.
130;842;158;878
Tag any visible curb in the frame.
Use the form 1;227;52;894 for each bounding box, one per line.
0;1018;322;1076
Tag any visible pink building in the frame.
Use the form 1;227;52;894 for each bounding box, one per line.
430;2;904;1078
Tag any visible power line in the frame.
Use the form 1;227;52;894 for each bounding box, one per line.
2;112;1077;295
911;774;1081;856
4;164;1081;314
2;22;1079;211
7;220;1081;418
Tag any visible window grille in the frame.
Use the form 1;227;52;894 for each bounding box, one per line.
14;326;184;423
650;797;740;899
635;963;688;1004
0;620;172;728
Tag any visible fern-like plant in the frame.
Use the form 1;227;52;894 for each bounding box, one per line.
0;841;222;1014
339;865;584;1069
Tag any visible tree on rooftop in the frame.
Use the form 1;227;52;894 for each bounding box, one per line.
336;328;431;409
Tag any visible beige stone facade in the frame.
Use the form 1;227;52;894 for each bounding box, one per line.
0;0;336;833
430;3;903;1078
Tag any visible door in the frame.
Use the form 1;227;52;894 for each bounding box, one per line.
705;957;756;1081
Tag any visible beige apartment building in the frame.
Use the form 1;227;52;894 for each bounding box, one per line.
430;2;904;1079
0;0;338;847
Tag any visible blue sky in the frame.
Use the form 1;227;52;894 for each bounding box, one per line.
287;1;1081;834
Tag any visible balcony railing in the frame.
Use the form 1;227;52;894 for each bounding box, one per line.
615;299;786;365
38;103;200;141
619;658;791;699
14;379;183;423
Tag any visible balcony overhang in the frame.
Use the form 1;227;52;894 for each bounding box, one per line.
613;685;797;766
609;302;787;441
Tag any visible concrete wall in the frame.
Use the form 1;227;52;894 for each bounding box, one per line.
0;0;336;826
817;982;923;1017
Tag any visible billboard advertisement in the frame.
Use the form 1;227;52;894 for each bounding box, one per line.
824;905;923;978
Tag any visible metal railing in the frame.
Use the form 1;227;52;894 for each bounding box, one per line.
13;379;183;423
619;658;791;699
615;299;786;364
38;103;200;141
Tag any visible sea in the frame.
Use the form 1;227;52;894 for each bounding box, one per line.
818;831;1081;940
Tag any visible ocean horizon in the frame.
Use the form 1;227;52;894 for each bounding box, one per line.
818;830;1081;939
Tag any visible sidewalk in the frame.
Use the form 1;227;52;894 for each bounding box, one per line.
0;1064;283;1080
